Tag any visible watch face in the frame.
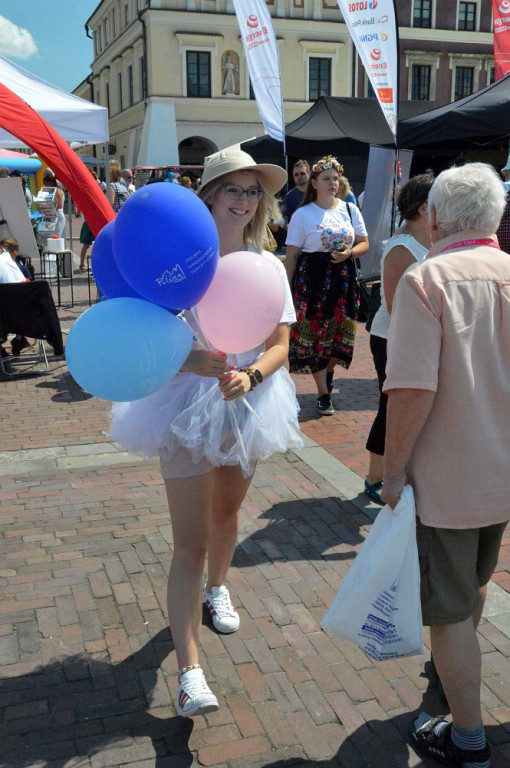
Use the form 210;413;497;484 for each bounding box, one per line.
254;369;263;383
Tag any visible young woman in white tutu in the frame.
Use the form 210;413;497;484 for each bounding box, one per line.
110;148;302;717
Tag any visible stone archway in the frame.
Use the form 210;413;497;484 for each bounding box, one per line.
178;136;217;165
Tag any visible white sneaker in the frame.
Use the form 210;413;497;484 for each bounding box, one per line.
203;585;240;634
176;667;219;717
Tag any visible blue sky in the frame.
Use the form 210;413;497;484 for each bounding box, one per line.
0;2;99;92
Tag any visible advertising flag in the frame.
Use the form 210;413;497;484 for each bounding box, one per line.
232;0;285;145
493;0;510;79
336;0;399;140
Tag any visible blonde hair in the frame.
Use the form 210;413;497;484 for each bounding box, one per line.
337;176;352;201
198;170;280;252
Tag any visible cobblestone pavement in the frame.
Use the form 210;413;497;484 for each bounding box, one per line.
0;262;508;767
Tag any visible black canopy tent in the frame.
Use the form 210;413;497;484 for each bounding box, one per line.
397;72;510;149
242;97;436;191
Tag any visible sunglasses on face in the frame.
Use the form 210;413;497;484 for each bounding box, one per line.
221;183;263;201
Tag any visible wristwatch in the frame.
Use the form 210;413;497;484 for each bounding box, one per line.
240;367;263;391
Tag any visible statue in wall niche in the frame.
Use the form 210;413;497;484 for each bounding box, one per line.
222;51;239;95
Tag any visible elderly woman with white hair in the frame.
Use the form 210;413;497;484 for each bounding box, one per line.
381;162;509;768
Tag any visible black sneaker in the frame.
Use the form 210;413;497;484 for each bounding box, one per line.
317;394;334;415
326;370;334;393
409;716;491;767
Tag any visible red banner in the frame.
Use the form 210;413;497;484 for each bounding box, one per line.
0;82;115;236
493;0;510;80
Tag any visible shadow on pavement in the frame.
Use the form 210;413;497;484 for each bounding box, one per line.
232;497;366;569
0;628;195;768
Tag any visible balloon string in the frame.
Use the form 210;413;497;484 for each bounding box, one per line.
240;395;263;424
229;400;249;467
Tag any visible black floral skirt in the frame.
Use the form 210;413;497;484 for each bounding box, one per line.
289;251;359;374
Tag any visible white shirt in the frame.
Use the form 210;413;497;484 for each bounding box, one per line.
370;234;428;339
286;200;367;253
0;250;25;284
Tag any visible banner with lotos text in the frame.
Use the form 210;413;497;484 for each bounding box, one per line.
493;0;510;79
232;0;286;146
336;0;399;141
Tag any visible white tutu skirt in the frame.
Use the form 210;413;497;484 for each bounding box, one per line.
109;367;303;477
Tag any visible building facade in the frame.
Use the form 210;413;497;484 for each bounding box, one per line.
74;0;493;168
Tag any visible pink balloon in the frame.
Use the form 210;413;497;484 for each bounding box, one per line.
196;251;286;353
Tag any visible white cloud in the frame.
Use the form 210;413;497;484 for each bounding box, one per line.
0;15;37;60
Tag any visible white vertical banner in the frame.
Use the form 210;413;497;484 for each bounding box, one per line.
232;0;286;146
336;0;399;141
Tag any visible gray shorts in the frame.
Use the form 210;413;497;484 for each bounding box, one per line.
416;517;507;625
159;447;214;480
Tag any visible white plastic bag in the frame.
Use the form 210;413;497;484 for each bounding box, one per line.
321;485;424;661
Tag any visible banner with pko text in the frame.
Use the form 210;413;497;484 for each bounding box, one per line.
336;0;399;141
232;0;286;146
493;0;510;79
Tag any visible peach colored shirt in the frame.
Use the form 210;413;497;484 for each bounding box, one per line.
384;241;510;528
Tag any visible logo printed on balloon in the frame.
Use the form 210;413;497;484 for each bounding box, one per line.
112;183;219;310
380;32;388;41
247;14;258;28
499;0;510;12
156;266;186;286
378;15;388;22
371;48;382;61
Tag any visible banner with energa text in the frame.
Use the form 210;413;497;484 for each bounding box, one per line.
336;0;399;140
232;0;286;145
493;0;510;80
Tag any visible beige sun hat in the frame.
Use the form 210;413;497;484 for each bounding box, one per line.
200;148;287;195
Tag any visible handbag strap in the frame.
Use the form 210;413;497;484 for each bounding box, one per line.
345;201;365;285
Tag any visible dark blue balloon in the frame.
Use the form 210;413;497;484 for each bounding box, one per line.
91;221;142;300
112;183;219;310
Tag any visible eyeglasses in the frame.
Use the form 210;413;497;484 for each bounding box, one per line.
221;183;263;201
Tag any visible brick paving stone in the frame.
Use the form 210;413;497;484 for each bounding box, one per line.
0;277;508;767
197;734;270;766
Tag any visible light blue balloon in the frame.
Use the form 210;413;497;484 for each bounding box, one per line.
66;298;193;401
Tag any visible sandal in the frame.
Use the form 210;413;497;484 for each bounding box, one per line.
364;479;383;505
409;716;491;767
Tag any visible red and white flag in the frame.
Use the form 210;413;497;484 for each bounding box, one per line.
493;0;510;79
336;0;399;141
232;0;285;145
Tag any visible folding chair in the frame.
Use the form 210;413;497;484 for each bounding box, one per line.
0;280;64;377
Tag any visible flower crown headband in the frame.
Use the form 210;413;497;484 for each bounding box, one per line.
312;155;344;174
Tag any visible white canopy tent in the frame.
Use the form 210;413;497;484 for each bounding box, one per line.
0;55;108;148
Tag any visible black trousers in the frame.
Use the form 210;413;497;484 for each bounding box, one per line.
366;334;387;456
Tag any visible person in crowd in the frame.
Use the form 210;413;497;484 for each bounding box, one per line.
338;175;358;206
382;162;509;768
121;169;136;195
78;171;103;270
109;148;302;718
42;169;66;237
0;167;10;178
108;166;129;212
180;175;193;189
364;174;433;503
285;155;369;415
0;237;32;358
10;170;32;210
500;160;510;196
282;159;310;223
496;191;510;252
